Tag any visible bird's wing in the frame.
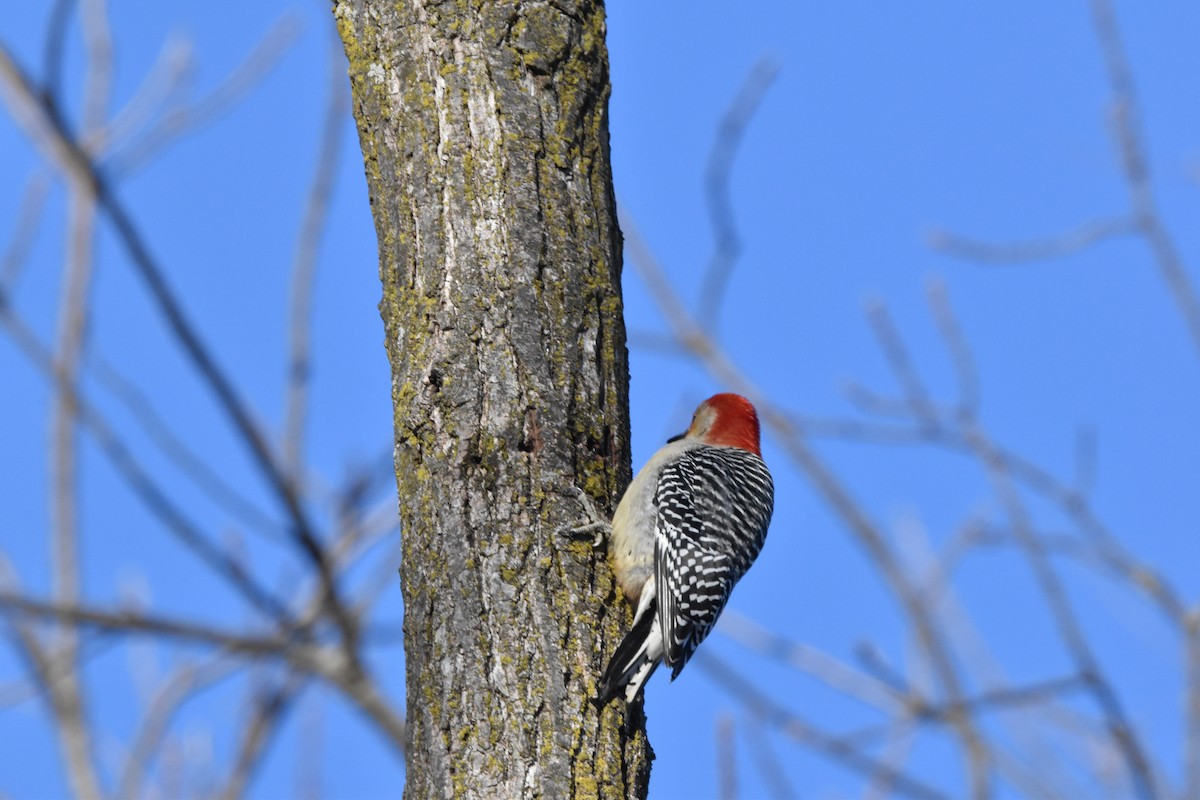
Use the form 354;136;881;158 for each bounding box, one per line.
653;447;773;678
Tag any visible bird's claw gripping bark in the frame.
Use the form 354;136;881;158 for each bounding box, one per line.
556;486;610;548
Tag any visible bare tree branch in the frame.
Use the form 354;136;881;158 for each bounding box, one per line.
1088;0;1200;357
927;216;1136;265
694;652;952;800
41;3;112;792
0;42;360;659
108;15;302;175
931;0;1200;359
41;0;75;109
717;610;902;712
872;284;1160;798
89;354;283;539
283;23;348;476
743;716;797;800
118;657;242;800
0;303;294;624
1188;611;1200;800
716;714;737;800
217;673;305;800
699;57;780;334
0;171;50;293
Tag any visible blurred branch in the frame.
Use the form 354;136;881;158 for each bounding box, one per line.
869;284;1158;798
927;216;1136;265
831;280;1188;632
0;591;406;757
925;278;979;418
109;15;302;174
89;352;283;539
0;302;294;624
839;675;1089;748
694;651;951;800
864;722;916;800
0;171;50;293
217;673;305;800
717;610;901;712
865;298;938;425
931;0;1200;359
744;716;797;800
283;24;348;476
294;687;326;800
699;57;780;334
1;600;100;799
118;656;242;799
0;593;298;657
716;714;737;800
41;0;74;109
1089;0;1200;357
43;3;111;792
0;10;408;795
978;445;1156;798
79;0;112;133
0;41;360;660
1188;611;1200;800
86;35;190;156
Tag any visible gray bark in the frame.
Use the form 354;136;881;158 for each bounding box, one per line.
334;1;653;797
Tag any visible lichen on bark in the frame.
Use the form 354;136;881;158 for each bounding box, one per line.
334;0;652;796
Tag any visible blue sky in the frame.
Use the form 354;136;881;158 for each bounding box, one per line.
2;1;1199;797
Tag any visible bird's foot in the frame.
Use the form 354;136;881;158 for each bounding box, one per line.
556;486;611;548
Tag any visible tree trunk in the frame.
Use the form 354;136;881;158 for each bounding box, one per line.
334;1;652;797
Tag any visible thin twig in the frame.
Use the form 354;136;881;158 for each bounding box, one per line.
109;15;302;175
42;4;111;792
919;283;1160;797
90;354;282;539
0;594;405;757
1187;610;1200;800
716;714;737;800
968;428;1157;799
699;57;780;334
838;675;1089;748
217;673;305;800
0;171;50;293
925;277;979;418
927;216;1136;264
0;43;361;661
85;34;191;157
1089;0;1200;357
0;592;298;658
717;610;902;712
864;722;916;800
295;687;326;800
283;23;348;475
694;652;951;800
744;716;796;800
0;303;294;624
865;299;938;426
41;0;75;108
923;282;1184;626
118;657;242;800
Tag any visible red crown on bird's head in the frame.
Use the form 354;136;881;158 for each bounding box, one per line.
690;393;762;457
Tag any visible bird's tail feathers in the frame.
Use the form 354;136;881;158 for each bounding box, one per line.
598;594;662;705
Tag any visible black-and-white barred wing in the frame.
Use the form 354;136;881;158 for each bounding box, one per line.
653;445;775;678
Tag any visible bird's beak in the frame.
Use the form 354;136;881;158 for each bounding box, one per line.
666;432;685;443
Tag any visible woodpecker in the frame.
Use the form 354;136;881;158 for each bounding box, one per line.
599;393;774;705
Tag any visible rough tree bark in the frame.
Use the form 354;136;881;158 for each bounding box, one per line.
334;1;653;797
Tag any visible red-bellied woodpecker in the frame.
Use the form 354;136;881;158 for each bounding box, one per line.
599;393;774;704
